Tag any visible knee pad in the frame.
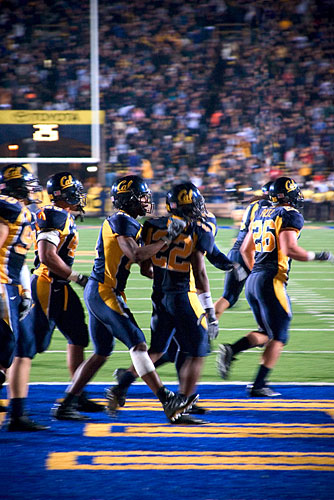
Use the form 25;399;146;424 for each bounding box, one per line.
130;347;155;377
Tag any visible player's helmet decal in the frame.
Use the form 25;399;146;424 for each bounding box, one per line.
285;178;298;193
166;182;205;221
47;171;86;211
269;176;304;208
0;164;42;203
111;175;153;217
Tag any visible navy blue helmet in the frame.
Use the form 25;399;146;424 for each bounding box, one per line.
269;177;304;208
111;175;153;217
47;172;86;211
166;182;205;221
0;164;42;203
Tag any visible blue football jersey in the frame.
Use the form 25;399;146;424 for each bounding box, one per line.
0;194;34;285
250;204;304;282
142;216;214;293
233;199;272;251
90;210;142;292
33;204;78;282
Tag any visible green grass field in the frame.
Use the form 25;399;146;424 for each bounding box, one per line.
28;217;334;384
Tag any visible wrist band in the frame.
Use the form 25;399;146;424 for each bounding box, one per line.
198;292;214;310
68;270;79;282
307;251;315;261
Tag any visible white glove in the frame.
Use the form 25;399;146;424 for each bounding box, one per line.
230;263;248;282
161;218;186;245
0;292;6;319
206;307;219;341
19;292;32;321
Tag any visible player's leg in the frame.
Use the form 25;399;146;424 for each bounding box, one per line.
56;284;102;412
0;285;18;413
214;250;249;320
6;287;49;431
217;272;269;379
52;281;115;421
248;277;290;397
165;292;208;397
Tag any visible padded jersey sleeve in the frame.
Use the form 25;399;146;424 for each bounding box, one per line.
206;243;232;270
0;196;23;224
281;207;304;232
195;223;215;254
35;205;68;232
204;212;218;237
108;211;141;238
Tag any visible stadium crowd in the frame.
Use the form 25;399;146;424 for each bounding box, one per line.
0;0;334;204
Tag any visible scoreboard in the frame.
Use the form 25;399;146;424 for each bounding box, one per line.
0;110;105;163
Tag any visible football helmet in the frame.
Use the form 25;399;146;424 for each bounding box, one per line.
166;182;205;221
111;175;153;217
0;164;42;203
269;177;304;208
261;181;273;198
47;172;86;211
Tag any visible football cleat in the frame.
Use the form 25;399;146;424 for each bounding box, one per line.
105;386;127;416
51;403;90;421
77;392;103;412
113;368;127;383
248;385;281;398
7;415;50;432
171;413;207;425
187;403;210;415
163;393;199;422
216;344;235;379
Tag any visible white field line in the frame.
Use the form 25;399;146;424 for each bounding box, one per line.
104;309;333;316
46;349;334;354
289;282;334;324
26;381;334;386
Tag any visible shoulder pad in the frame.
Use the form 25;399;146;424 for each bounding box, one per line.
109;211;141;237
36;205;68;231
0;195;23;223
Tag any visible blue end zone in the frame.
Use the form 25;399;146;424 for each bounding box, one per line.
1;384;334;500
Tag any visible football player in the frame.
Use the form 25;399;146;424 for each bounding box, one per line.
0;164;47;430
108;182;219;424
111;191;240;418
214;181;272;320
52;175;197;423
30;172;101;413
217;177;334;396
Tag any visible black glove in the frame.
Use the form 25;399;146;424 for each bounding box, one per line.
19;293;32;321
315;251;334;262
161;218;186;244
206;307;219;341
75;274;89;288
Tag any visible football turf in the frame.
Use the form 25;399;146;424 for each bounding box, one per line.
2;218;333;500
1;383;334;500
27;217;334;385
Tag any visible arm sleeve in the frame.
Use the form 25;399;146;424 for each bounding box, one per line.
36;229;60;246
206;243;233;270
20;264;31;294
